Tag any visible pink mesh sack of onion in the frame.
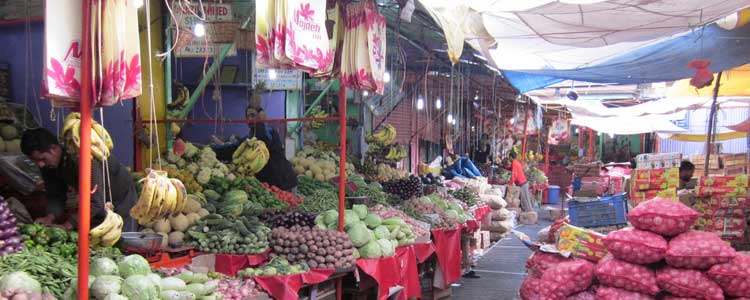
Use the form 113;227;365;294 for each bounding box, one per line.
628;198;700;236
595;254;660;295
519;277;543;300
665;230;736;269
662;296;702;300
595;286;655;300
565;290;595;300
538;260;595;300
526;251;571;278
707;252;750;297
602;228;667;264
656;266;725;300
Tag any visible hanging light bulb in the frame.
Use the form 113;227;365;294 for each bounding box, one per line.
268;69;277;80
363;90;369;97
609;133;615;139
435;97;442;110
474;94;479;100
134;0;144;8
416;96;424;110
383;72;391;83
193;23;206;37
447;113;454;123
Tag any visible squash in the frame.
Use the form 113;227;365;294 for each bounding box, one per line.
154;218;171;234
169;214;190;232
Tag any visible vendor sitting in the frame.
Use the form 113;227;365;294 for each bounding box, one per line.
679;160;696;190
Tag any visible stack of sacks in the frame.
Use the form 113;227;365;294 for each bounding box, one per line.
630;168;679;206
520;198;750;300
483;187;514;242
694;175;750;248
505;185;522;216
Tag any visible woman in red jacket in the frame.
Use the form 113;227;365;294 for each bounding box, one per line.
504;151;534;212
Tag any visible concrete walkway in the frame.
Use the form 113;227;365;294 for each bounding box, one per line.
451;222;548;300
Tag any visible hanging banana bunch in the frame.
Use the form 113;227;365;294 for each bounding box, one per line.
308;106;328;129
232;137;270;176
130;169;188;225
384;145;408;161
90;202;124;247
366;124;396;146
62;112;114;161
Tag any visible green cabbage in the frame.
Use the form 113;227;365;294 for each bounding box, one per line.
160;290;197;300
360;241;383;258
91;257;119;277
377;239;394;257
343;210;359;228
364;214;382;229
373;226;390;240
322;210;339;226
0;271;42;293
352;204;368;219
103;294;128;300
122;275;159;299
160;277;187;291
118;255;152;278
347;224;373;247
91;275;123;300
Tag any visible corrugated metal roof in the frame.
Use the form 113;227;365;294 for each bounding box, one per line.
659;107;750;155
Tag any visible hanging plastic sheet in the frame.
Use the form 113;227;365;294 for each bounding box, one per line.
340;0;386;94
548;116;570;145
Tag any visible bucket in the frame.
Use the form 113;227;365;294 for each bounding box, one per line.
548;185;561;204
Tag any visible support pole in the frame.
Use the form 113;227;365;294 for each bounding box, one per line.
703;71;724;176
588;129;594;161
521;108;529;163
336;86;347;300
78;0;94;298
165;15;173;151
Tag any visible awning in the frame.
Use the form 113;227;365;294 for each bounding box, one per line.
570;115;688;135
418;0;750;92
660;132;748;142
727;118;750;132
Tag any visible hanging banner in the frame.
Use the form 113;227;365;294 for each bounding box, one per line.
173;1;238;57
253;68;303;90
548;116;570;145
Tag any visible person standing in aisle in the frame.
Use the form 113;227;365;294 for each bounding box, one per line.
20;128;138;231
505;151;534;212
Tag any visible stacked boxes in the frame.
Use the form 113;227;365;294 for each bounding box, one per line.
630;167;679;206
635;152;682;169
694;175;750;249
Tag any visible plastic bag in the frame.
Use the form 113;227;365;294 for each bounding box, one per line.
665;230;736;269
548;116;569;145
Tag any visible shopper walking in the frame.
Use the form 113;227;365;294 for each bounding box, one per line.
504;151;534;212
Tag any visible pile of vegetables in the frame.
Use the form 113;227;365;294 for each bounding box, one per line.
268;225;356;270
525;165;548;185
262;211;317;228
424;194;471;223
19;224;76;258
215;279;263;300
382;176;423;201
403;198;461;229
297;176;335;197
165;143;236;185
201;177;287;217
0;249;76;298
0;271;55;300
298;189;338;213
238;257;310;278
346;175;399;206
369;204;429;239
262;183;302;207
0;123;22;154
163;166;202;194
315;205;416;258
448;187;479;207
140;196;209;248
290;147;355;181
185;214;270;254
0;198;23;256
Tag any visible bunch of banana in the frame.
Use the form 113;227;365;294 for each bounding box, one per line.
366;124;396;145
308;106;328;129
62;112;114;161
385;145;408;161
130;169;188;225
167;81;190;110
232;137;270;176
90;202;124;247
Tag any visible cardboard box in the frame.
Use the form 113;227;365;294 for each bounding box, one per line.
557;224;608;262
696;186;749;197
631;189;678;206
481;230;491;249
698;175;749;188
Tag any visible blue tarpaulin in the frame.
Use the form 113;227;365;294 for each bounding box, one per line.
502;24;750;93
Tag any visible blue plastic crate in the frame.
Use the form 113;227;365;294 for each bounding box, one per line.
569;193;628;228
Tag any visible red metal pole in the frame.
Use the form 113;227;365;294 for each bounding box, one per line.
521;109;530;163
654;135;660;153
336;85;347;300
78;0;94;298
588;129;595;161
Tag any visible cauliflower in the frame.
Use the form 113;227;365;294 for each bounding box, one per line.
196;168;212;185
166;151;181;164
186;163;200;175
199;149;218;167
167;164;178;169
226;173;236;181
211;168;224;178
176;158;187;168
215;163;229;173
183;143;199;158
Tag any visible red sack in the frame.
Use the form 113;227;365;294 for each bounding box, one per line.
526;251;571;278
540;260;595;300
566;291;595;300
665;231;736;269
520;277;543;300
603;228;667;264
628;198;700;236
595;254;660;295
707;253;750;297
656;267;725;300
595;286;655;300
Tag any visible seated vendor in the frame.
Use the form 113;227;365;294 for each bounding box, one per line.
679;160;696;190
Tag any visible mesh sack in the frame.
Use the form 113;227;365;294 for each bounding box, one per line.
526;251;571;278
628;198;700;236
603;228;667;264
656;266;724;300
566;291;595;300
707;253;750;297
520;277;542;300
665;230;736;269
595;286;655;300
595;254;660;295
539;260;595;300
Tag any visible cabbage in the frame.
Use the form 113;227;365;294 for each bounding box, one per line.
91;257;119;276
185;283;209;296
353;248;360;259
103;294;128;300
377;239;394;257
352;204;368;220
322;210;338;226
364;214;382;229
0;271;42;293
161;277;187;291
160;290;197;300
118;255;152;278
347;224;373;247
344;210;359;228
373;226;390;240
91;275;123;300
122;275;160;299
360;241;383;258
148;273;164;293
176;271;194;283
63;276;96;300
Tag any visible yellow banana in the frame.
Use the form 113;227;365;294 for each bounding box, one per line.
131;171;158;223
170;178;187;215
92;123;114;150
100;213;123;247
63;118;80;135
90;203;117;238
147;174;169;221
161;178;177;218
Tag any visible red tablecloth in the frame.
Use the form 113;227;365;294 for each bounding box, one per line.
396;246;420;300
356;256;401;300
253;268;334;300
412;242;435;263
466;205;492;233
431;228;463;286
213;250;271;276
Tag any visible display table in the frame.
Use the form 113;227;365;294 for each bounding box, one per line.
253;268;334;300
356;256;402;300
208;250;271;276
431;227;463;287
396;243;435;300
465;205;491;233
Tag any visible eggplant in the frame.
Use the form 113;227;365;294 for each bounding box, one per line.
0;227;19;239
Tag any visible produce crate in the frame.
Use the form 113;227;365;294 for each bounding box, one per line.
568;194;627;228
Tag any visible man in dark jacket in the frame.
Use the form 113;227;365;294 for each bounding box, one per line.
21;128;137;231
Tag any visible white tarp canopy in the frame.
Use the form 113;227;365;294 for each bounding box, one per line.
570;115;688;135
418;0;749;70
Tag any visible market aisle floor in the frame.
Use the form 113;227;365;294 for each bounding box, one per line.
451;221;548;300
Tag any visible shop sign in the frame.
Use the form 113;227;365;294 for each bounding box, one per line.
253;68;303;90
174;1;237;57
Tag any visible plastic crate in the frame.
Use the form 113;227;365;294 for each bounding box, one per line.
569;194;628;228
